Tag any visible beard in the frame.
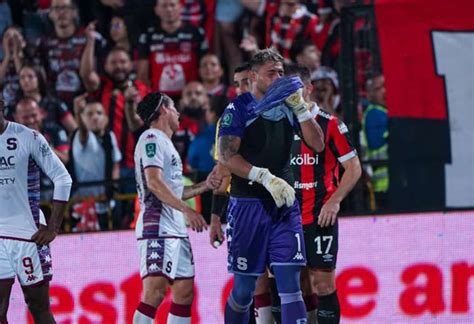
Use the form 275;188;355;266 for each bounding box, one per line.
182;106;205;119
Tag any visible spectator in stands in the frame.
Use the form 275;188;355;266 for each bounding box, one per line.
14;97;70;201
0;1;13;60
173;81;209;173
362;73;388;210
0;26;26;110
310;66;341;117
108;14;135;60
17;64;77;133
187;95;227;222
290;39;321;75
214;0;243;83
199;53;236;99
181;0;216;46
38;0;87;110
137;0;208;100
70;94;122;230
80;45;148;195
14;97;69;164
243;0;320;60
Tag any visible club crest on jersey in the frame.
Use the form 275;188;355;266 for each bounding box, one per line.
40;143;52;157
221;112;233;127
146;143;156;157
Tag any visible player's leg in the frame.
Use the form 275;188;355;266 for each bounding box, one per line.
254;271;273;324
134;276;169;323
0;279;14;324
168;238;195;324
305;220;340;323
169;279;193;324
10;240;54;324
269;202;308;323
21;282;54;324
300;267;318;323
225;274;258;323
134;238;178;323
0;239;15;324
268;271;282;324
225;198;270;323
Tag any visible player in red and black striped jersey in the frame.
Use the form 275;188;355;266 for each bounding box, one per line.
287;63;361;323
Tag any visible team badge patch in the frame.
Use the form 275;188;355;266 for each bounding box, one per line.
221;113;233;127
146;143;156;157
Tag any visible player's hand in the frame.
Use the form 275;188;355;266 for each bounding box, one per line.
206;166;223;190
250;167;295;208
184;206;208;233
318;199;340;227
285;89;312;122
31;227;57;245
209;214;224;248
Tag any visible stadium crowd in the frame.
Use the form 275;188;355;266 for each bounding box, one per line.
0;0;385;231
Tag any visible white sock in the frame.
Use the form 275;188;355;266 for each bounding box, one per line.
307;308;318;323
167;313;191;324
255;305;274;324
133;310;154;324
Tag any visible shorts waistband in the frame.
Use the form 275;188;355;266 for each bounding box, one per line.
229;196;274;202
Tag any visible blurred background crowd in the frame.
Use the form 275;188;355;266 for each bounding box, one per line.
0;0;387;232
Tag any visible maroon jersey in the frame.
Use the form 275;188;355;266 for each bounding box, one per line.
138;23;208;97
291;106;357;225
265;3;320;59
39;28;88;109
93;77;150;169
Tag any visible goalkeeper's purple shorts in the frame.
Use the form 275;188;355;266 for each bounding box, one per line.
225;197;306;275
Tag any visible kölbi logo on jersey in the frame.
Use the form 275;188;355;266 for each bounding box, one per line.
290;154;318;165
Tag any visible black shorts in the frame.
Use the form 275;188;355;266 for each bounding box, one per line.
303;220;338;270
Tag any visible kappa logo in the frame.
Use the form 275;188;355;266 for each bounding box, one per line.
293;252;305;261
148;252;161;260
148;263;160;272
171;155;179;166
26;274;38;282
40;143;52;157
146;133;156;139
146;143;156;158
149;240;162;248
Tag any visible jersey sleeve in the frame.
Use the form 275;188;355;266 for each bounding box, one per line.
29;131;72;202
328;118;358;163
140;133;165;169
218;100;248;139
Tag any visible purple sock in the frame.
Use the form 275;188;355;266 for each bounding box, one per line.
280;292;307;323
224;294;250;324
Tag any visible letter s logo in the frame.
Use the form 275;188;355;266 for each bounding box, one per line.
237;257;247;271
7;138;17;151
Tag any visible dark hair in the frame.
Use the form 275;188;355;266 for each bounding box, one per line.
249;48;284;71
234;62;251;74
284;63;311;84
106;46;131;60
18;64;49;98
137;92;172;125
210;95;229;119
289;38;316;63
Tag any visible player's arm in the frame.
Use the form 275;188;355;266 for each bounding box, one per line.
285;90;325;152
30;132;72;244
80;22;101;92
318;119;362;227
318;157;361;227
145;167;207;232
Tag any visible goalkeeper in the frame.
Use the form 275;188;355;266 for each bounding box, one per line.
218;49;324;324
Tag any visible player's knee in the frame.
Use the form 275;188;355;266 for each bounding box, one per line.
231;275;257;306
315;280;336;296
24;294;50;316
143;284;167;305
273;265;301;294
173;284;194;305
